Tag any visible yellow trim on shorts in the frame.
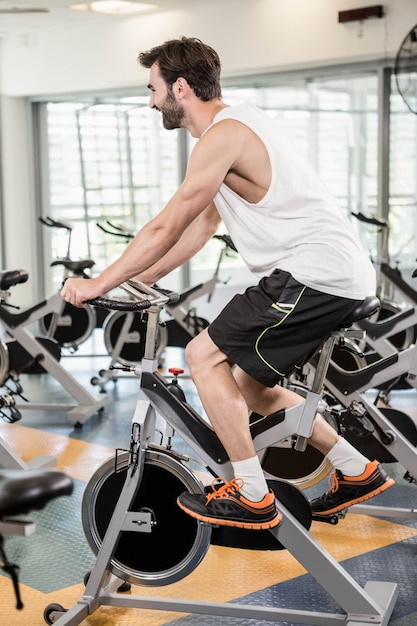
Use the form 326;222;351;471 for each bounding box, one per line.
255;286;306;377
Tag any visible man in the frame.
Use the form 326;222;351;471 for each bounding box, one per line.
61;37;394;530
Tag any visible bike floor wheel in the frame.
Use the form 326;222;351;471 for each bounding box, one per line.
82;449;211;587
103;311;168;366
261;443;333;490
39;302;96;348
257;385;338;489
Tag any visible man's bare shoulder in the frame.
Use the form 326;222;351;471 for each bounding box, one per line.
197;118;254;157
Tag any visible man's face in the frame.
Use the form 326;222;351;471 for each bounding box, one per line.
148;63;186;130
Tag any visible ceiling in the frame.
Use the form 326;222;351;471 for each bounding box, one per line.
0;0;203;38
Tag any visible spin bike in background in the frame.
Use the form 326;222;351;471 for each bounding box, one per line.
292;321;417;523
0;268;108;440
337;212;417;394
0;269;60;424
96;219;136;242
38;217;98;352
91;233;238;391
354;275;417;395
351;211;417;353
43;280;399;626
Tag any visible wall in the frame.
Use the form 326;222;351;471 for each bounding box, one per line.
0;0;416;305
0;95;40;302
1;0;417;97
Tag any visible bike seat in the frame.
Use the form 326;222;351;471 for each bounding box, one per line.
0;270;29;291
339;296;380;328
0;469;73;518
357;306;415;339
50;259;95;273
0;298;48;327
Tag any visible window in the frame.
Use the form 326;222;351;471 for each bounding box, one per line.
40;67;417;302
44;98;179;290
389;85;417;270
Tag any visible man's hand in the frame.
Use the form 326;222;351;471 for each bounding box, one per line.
60;277;105;308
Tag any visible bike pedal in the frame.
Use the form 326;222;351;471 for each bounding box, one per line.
403;470;417;485
198;520;217;528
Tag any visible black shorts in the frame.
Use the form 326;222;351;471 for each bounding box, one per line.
208;269;361;387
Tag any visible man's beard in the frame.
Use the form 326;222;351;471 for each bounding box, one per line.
160;89;186;130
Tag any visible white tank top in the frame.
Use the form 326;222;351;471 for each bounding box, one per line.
210;101;375;300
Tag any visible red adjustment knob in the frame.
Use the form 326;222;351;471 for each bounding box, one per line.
168;367;184;376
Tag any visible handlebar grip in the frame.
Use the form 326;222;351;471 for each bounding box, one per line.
39;216;72;230
351;212;388;228
85;281;180;310
152;286;180;305
96;222;134;239
213;233;238;252
85;297;152;311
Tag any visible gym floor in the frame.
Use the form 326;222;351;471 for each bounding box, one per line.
1;337;417;626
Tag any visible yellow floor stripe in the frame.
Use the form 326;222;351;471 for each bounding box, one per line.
311;512;417;559
2;423;417;624
2;514;416;625
0;423;114;480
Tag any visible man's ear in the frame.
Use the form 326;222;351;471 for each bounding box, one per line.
174;76;189;99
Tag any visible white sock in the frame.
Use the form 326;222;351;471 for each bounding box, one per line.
326;438;370;476
231;456;269;502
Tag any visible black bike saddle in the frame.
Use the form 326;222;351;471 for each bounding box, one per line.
0;469;73;518
50;259;95;274
339;295;380;328
0;270;29;291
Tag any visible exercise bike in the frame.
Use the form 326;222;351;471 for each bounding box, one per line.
0;268;59;436
0;269;61;383
0;268;108;437
38;216;98;352
44;279;399;626
293;327;417;517
91;233;238;391
352;211;417;352
0;468;73;610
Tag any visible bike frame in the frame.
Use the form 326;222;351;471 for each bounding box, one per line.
94;236;235;389
39;216;97;350
357;304;417;357
298;336;417;518
45;279;398;626
0;288;107;428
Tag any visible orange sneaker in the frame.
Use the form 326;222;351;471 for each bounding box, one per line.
177;477;282;530
310;460;395;517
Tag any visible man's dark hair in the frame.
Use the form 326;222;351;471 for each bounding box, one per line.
138;37;222;101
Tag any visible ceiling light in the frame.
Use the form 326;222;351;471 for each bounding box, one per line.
71;1;157;15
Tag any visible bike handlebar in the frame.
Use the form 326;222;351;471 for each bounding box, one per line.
85;280;180;311
213;233;238;252
85;297;152;311
39;216;73;231
96;221;135;240
351;212;388;229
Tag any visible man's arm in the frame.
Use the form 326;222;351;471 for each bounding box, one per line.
61;121;241;307
135;202;221;285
